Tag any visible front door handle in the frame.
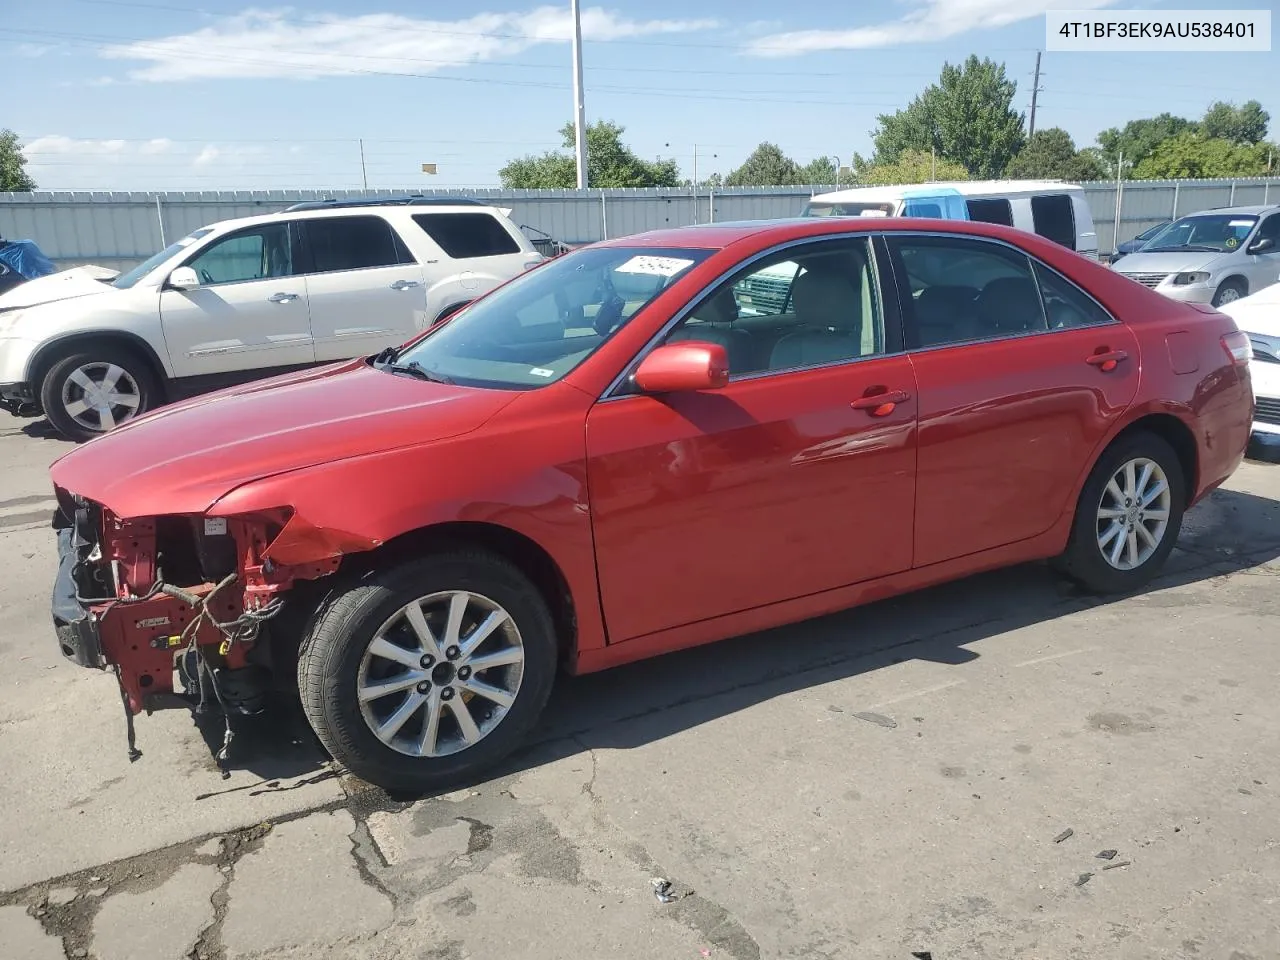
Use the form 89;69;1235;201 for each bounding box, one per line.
268;292;299;303
851;389;911;416
1086;349;1129;372
390;279;422;290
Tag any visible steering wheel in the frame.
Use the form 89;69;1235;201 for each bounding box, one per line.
591;272;627;336
199;268;215;285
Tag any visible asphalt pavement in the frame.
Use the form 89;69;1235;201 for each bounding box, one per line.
1;413;1278;960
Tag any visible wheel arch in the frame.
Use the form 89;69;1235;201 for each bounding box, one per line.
1216;274;1249;296
28;330;170;402
433;300;472;324
1088;410;1199;510
339;520;579;666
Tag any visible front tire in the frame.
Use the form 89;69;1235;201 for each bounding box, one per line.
1212;278;1246;307
1056;431;1186;594
39;345;159;442
297;550;558;793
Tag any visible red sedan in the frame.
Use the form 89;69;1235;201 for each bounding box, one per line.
48;217;1254;791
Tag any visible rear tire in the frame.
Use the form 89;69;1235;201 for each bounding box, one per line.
39;345;160;442
1212;278;1246;307
297;550;558;793
1056;431;1187;594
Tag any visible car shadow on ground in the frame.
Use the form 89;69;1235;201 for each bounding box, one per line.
344;483;1275;803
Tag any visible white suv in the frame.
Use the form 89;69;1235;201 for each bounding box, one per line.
0;199;543;441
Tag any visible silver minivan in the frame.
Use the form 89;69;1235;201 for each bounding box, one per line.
1111;204;1280;306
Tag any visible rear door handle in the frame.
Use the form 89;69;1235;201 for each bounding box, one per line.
851;389;911;415
390;279;422;290
268;292;299;303
1086;349;1129;372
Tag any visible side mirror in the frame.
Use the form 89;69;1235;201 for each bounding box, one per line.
634;342;729;393
168;266;200;290
1247;237;1275;254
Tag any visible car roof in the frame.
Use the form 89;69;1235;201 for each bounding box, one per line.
595;216;1036;251
196;202;508;234
1189;204;1280;216
812;179;1081;203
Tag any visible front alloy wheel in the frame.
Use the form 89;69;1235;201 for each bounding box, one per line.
39;345;159;442
298;550;558;793
357;590;526;758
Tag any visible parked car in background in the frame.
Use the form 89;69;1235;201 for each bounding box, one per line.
804;179;1099;259
47;215;1253;792
1108;219;1170;264
1110;205;1280;307
0;237;58;295
1216;281;1280;460
0;198;543;441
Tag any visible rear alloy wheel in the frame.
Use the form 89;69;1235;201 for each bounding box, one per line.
1212;278;1246;307
1056;431;1186;594
39;346;158;442
298;550;557;793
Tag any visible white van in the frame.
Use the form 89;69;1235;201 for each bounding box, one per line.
803;179;1099;260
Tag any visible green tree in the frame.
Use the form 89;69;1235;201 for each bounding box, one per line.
1095;113;1195;169
1132;132;1273;179
870;56;1025;178
0;129;36;192
724;143;803;186
797;155;837;184
1005;127;1106;181
1199;99;1269;145
499;120;680;189
852;149;969;185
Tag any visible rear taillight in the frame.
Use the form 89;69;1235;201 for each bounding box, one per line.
1222;330;1252;365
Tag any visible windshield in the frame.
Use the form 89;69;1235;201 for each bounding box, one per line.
1141;214;1258;254
390;245;711;389
111;228;214;289
803;201;897;218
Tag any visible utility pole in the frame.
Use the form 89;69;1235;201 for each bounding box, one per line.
692;144;698;224
1028;50;1043;137
358;139;368;190
570;0;588;189
1112;150;1125;255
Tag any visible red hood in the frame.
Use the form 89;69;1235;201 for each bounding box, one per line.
49;361;518;518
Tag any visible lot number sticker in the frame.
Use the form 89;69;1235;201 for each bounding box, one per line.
616;255;695;277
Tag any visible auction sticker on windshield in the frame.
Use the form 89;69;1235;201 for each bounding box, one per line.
616;255;696;277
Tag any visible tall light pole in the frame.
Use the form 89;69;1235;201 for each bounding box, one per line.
570;0;588;189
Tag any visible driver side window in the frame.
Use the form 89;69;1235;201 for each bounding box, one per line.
661;238;885;378
186;224;294;286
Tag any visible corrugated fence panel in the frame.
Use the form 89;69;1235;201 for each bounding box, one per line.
6;178;1280;268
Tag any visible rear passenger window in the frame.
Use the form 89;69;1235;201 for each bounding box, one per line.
966;198;1013;226
889;235;1046;348
1033;262;1112;329
1030;194;1077;250
304;216;413;273
412;213;520;259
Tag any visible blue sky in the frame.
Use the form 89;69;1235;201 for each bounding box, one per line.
4;0;1276;191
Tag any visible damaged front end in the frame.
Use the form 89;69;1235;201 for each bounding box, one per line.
50;487;339;771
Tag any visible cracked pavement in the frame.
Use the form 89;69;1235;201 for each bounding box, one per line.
2;416;1279;960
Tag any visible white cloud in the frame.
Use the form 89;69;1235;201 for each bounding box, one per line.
87;76;118;88
744;0;1119;56
17;43;55;58
193;145;219;167
22;136;128;157
140;138;173;155
99;5;720;83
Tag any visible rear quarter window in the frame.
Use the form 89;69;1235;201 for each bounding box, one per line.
412;213;521;259
1030;194;1077;250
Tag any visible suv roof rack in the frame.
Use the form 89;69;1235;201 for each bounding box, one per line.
282;196;493;212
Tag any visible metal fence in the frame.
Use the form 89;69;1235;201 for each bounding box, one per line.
5;178;1280;272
